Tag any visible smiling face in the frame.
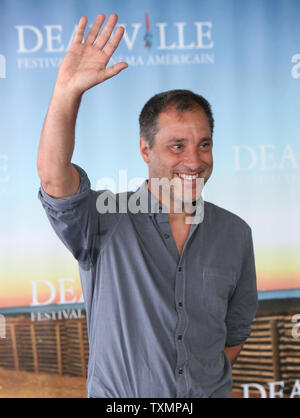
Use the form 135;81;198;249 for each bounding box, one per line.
140;105;213;209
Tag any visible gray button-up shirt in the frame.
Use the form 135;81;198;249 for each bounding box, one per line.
38;164;258;398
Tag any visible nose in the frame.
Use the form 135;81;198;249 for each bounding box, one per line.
183;146;202;171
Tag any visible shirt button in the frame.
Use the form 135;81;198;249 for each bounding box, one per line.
178;335;182;341
178;369;183;375
178;267;182;272
163;233;170;239
178;302;183;308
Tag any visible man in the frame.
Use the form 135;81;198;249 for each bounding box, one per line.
37;14;258;398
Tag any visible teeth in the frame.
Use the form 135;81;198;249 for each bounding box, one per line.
177;173;199;180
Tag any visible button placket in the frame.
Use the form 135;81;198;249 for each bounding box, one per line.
174;262;188;396
154;216;180;263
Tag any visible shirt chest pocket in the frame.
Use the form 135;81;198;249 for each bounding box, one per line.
202;267;237;320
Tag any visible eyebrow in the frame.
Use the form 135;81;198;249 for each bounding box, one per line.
167;137;212;144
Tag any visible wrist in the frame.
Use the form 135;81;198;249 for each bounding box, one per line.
53;82;83;104
52;83;83;112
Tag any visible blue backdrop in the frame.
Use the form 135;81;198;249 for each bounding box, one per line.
0;0;300;307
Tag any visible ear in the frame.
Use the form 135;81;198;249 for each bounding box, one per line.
139;137;151;164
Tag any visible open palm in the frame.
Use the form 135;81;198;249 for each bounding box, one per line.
57;14;128;94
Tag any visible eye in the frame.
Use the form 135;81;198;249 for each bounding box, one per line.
200;142;212;150
170;144;183;151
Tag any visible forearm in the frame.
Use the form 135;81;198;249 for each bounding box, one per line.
224;343;244;366
37;85;81;197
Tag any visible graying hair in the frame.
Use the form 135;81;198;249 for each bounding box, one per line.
139;89;214;149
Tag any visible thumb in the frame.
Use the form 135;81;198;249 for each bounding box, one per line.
104;62;128;80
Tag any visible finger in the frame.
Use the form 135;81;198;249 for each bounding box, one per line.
103;26;125;59
94;13;118;50
104;62;128;81
85;14;106;45
72;16;88;44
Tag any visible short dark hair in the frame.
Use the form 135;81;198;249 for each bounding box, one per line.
139;89;214;148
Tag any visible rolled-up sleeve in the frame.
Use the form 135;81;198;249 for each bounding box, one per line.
225;227;258;347
38;164;98;269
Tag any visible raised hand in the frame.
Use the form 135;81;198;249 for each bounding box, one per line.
56;14;128;95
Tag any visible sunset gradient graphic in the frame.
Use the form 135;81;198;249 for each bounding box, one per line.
0;246;299;308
